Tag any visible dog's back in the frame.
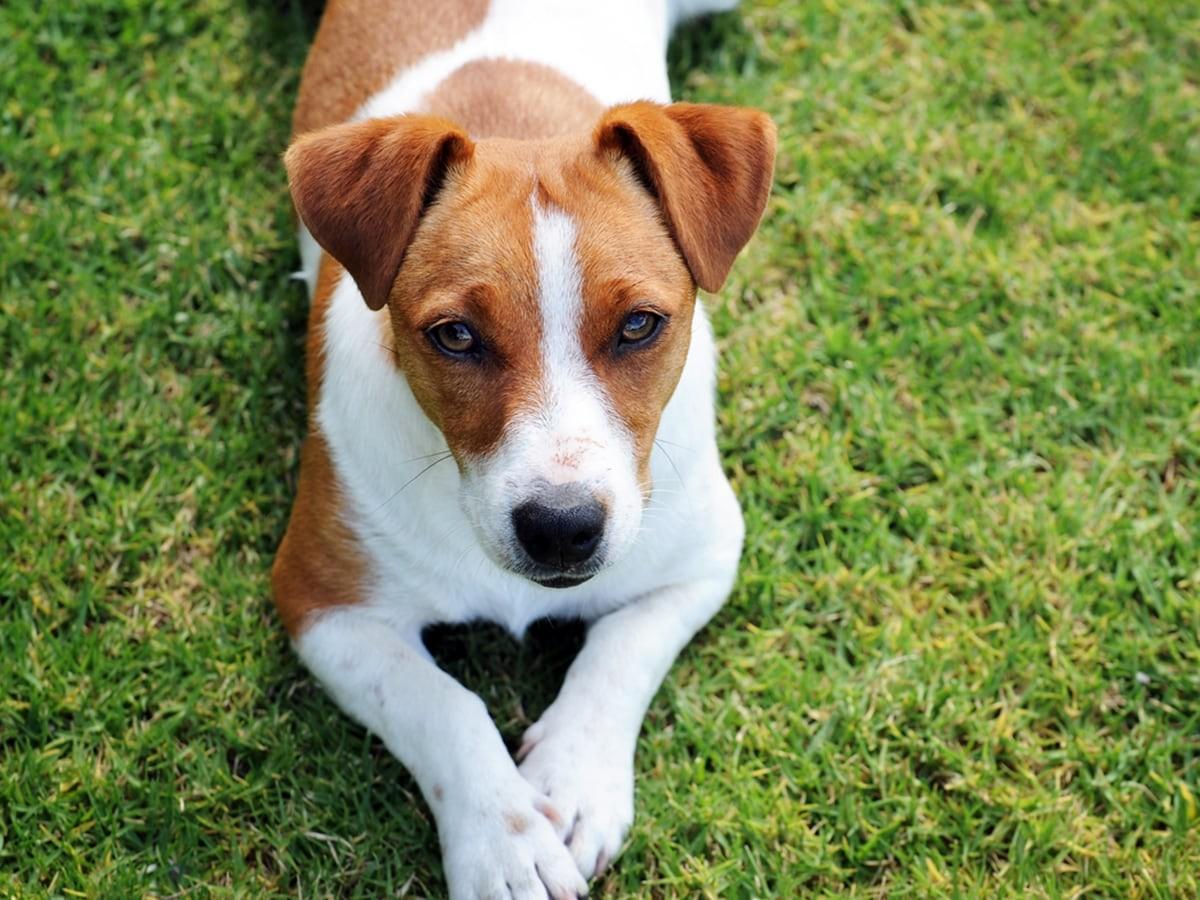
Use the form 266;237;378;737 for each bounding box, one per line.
293;0;737;138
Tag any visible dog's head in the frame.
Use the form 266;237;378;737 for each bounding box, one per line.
286;102;775;587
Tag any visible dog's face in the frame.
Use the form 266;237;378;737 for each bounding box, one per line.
287;103;775;585
386;144;696;584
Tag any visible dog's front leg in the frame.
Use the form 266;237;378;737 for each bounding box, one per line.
296;607;588;900
517;573;736;879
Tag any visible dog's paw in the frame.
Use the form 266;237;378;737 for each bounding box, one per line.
516;713;635;880
439;778;588;900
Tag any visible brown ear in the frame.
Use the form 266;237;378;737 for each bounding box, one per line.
284;115;474;310
595;102;776;293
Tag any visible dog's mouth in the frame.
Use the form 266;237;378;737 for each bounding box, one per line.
532;573;595;589
489;540;604;589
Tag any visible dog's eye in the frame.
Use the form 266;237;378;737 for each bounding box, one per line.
429;321;479;357
618;311;663;347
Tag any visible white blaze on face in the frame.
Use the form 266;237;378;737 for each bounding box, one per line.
459;196;644;578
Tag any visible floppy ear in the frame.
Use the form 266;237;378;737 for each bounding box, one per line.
595;102;776;293
284;115;474;310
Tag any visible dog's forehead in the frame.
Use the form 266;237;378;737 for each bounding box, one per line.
428;137;682;292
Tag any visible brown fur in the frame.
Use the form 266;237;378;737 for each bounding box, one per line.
595;102;777;293
272;255;369;637
375;133;699;472
285;123;708;475
285;115;475;311
292;0;489;136
383;143;544;459
420;59;602;139
271;429;367;637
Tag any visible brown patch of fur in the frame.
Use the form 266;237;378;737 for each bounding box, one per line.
377;132;693;471
272;429;368;637
420;59;602;139
296;126;690;472
384;143;544;459
292;0;490;136
271;254;368;636
286;115;475;311
595;102;777;293
503;812;530;834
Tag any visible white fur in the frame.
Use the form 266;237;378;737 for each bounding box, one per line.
669;0;740;29
292;1;747;896
359;0;672;122
460;199;644;578
358;0;742;119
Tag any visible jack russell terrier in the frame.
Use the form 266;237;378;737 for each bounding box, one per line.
273;0;776;896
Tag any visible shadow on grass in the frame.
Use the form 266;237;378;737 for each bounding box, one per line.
425;618;588;743
668;10;762;92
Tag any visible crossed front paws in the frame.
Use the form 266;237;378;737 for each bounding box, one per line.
438;709;636;898
516;707;636;881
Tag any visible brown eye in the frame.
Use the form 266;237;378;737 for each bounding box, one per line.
619;311;663;347
429;321;479;357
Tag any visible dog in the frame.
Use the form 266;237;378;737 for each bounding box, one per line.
272;1;776;896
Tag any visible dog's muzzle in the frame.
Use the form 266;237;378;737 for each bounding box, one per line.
511;482;606;586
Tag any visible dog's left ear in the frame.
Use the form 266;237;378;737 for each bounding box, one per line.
595;101;776;293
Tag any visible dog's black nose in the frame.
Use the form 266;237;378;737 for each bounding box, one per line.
512;490;605;570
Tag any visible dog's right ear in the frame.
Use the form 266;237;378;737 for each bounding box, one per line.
285;116;474;310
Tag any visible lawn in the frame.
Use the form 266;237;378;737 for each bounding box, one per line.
2;0;1198;895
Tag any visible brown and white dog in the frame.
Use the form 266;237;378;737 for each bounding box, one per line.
273;1;776;896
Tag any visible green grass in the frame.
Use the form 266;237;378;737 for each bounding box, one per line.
2;0;1198;895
